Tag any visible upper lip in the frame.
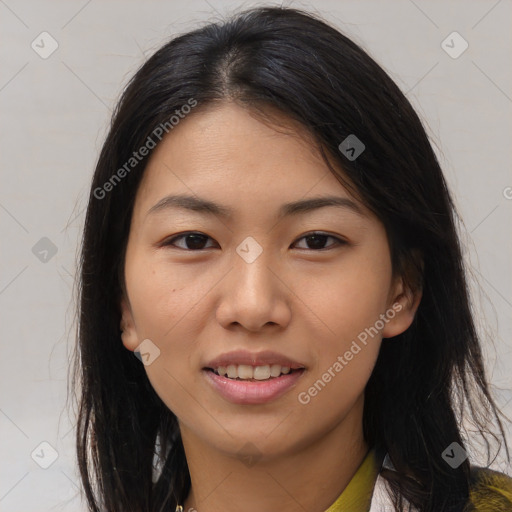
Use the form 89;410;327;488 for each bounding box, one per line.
204;350;306;370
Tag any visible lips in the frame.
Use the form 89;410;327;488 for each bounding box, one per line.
203;367;305;404
202;349;307;404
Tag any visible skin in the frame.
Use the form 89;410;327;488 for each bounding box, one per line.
120;102;421;512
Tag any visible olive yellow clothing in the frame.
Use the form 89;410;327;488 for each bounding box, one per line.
324;449;512;512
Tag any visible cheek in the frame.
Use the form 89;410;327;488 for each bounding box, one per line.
311;250;392;346
124;253;217;413
294;249;391;408
125;252;211;340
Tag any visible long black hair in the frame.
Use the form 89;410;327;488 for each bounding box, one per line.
71;6;509;511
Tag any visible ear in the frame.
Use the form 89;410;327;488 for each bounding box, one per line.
381;275;422;339
119;295;140;351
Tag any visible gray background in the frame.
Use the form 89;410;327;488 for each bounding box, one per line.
1;1;511;510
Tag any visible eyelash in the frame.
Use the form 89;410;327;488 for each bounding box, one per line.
161;231;347;252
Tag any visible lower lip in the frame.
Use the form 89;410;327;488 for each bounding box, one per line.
203;368;305;405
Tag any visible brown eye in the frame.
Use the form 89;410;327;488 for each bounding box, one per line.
162;232;216;250
292;233;346;251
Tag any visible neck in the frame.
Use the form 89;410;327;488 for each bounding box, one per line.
180;396;368;512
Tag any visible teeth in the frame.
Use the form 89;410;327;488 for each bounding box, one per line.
214;364;295;380
270;364;282;377
238;364;253;379
253;366;270;380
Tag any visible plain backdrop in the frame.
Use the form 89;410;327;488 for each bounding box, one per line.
1;1;511;510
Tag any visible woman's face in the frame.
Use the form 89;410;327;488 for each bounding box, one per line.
120;102;416;460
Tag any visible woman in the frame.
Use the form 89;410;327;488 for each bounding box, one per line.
72;6;512;511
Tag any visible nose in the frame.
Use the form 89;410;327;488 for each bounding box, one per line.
215;248;292;332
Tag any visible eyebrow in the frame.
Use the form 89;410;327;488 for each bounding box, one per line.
146;193;364;220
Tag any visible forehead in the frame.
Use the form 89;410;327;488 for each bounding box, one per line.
133;102;365;219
